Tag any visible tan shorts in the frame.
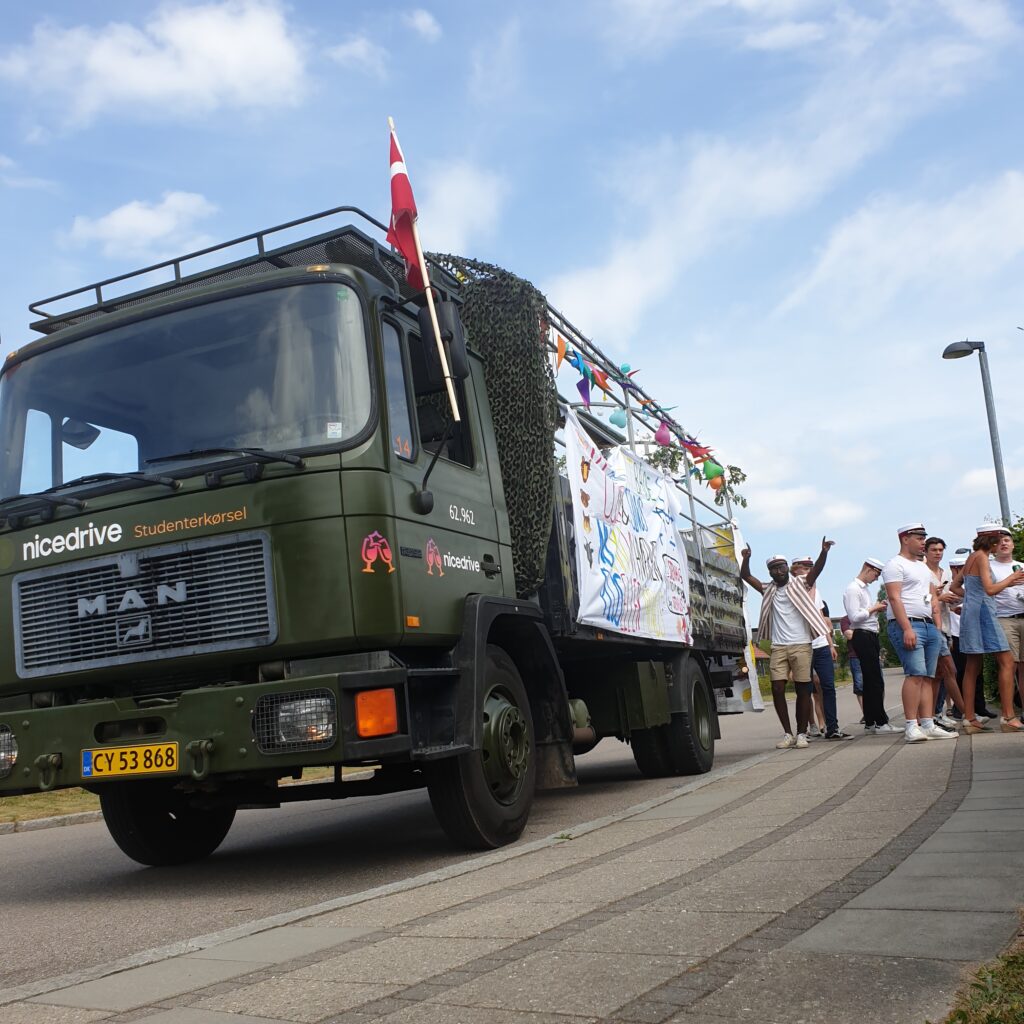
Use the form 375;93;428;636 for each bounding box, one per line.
998;617;1024;661
769;643;812;683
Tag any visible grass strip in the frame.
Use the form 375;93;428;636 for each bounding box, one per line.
937;930;1024;1024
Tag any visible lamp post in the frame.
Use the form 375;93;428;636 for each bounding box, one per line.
942;339;1011;525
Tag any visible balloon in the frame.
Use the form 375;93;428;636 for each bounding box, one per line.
609;408;627;428
654;421;672;446
703;459;724;480
709;475;724;490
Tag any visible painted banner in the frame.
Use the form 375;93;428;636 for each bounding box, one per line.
564;409;692;643
730;523;765;712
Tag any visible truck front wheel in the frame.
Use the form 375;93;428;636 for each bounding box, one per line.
99;783;236;866
427;646;536;849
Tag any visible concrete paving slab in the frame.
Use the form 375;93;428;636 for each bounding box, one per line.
193;977;400;1022
686;949;964;1024
787;908;1019;960
0;1007;113;1024
916;829;1024;853
382;1006;598;1024
290;935;512;984
615;828;773;864
432;950;683;1017
846;874;1024;911
297;884;476;929
189;925;374;963
888;851;1024;878
138;1011;294;1024
959;795;1024;810
961;780;1024;799
29;958;265;1012
540;820;677;857
401;896;592;939
935;809;1024;832
745;837;888;862
559;908;774;957
514;858;683;904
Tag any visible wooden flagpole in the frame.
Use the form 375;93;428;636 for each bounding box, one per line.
388;117;460;423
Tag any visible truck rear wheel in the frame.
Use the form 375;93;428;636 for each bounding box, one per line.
100;783;236;866
427;646;536;849
630;659;715;777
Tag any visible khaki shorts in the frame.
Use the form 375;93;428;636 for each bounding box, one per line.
769;643;812;683
999;617;1024;661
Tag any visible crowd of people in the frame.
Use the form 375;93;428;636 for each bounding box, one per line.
739;522;1024;748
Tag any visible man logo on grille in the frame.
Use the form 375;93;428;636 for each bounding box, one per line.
117;616;152;646
77;581;189;619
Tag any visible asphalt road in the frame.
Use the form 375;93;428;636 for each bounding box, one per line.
0;682;870;992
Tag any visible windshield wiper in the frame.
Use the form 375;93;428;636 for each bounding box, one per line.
146;447;305;469
0;492;87;527
47;471;181;493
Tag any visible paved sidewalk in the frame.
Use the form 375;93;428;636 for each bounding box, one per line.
4;729;1022;1024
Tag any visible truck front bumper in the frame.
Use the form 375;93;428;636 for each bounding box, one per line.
0;668;425;795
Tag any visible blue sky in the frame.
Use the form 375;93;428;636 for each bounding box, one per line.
1;0;1023;615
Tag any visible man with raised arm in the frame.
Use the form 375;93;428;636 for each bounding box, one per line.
740;545;829;750
882;523;957;744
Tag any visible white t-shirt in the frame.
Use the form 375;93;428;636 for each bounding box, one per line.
882;555;934;620
990;558;1024;617
771;583;814;644
809;589;830;650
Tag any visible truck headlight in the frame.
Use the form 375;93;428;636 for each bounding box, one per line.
253;689;337;753
278;696;336;744
0;725;17;779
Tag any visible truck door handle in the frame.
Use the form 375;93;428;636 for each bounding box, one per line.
482;554;502;578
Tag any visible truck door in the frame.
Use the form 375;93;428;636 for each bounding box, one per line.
383;319;508;639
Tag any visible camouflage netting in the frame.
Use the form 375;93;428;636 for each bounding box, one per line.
431;254;558;598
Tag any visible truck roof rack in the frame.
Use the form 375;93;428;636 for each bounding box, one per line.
28;206;460;337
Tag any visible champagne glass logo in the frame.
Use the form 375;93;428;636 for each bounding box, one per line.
361;531;395;574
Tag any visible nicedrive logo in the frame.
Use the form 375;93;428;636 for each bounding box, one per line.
22;522;123;562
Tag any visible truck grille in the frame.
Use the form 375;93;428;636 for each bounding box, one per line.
13;530;277;677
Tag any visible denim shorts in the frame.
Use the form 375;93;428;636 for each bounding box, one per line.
887;620;941;678
937;632;950;658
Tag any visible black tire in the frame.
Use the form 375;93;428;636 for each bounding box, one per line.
630;658;715;777
100;783;236;866
630;725;674;777
665;659;715;775
427;646;536;850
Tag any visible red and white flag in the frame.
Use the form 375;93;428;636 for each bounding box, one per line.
386;128;426;291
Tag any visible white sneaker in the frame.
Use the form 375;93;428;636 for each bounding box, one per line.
806;725;821;739
874;723;896;733
923;724;958;740
936;714;961;729
795;733;809;749
905;725;929;743
776;733;794;749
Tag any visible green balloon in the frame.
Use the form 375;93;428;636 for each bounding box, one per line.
703;460;724;480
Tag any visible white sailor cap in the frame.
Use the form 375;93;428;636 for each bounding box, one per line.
949;555;967;567
864;557;885;571
897;522;927;536
976;523;1011;536
791;555;814;566
766;554;788;568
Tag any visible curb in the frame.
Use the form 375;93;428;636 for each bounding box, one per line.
0;810;103;834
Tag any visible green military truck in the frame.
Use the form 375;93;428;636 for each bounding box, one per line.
0;207;748;865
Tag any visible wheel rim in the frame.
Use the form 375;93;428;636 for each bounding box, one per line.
693;680;712;751
480;684;530;805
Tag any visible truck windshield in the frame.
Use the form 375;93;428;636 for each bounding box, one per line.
0;282;372;499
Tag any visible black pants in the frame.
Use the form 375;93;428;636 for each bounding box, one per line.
852;629;888;727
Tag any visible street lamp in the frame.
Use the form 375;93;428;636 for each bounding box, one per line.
942;339;1011;525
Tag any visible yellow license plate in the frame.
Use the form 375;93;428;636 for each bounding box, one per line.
81;742;179;779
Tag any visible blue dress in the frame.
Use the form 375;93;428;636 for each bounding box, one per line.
959;574;1010;654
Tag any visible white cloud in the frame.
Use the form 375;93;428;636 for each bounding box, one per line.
469;19;521;103
820;500;867;528
325;35;389;79
65;192;218;260
418;161;509;254
937;0;1018;40
0;155;12;169
0;153;57;190
958;466;1024;495
744;20;825;50
0;1;306;128
778;172;1024;322
547;8;1013;343
404;9;441;42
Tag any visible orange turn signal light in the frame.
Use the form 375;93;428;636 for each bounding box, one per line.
355;688;399;738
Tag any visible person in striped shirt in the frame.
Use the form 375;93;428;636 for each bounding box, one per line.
741;548;829;750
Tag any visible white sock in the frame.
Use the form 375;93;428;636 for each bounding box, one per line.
920;717;934;730
905;719;918;732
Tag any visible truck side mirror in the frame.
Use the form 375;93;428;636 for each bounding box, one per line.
61;418;101;450
417;300;469;384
